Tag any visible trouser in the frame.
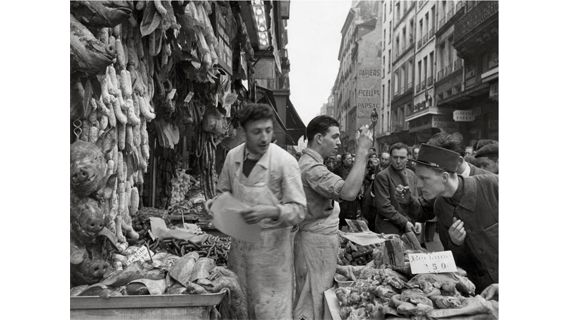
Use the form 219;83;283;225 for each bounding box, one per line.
228;226;296;320
293;230;339;320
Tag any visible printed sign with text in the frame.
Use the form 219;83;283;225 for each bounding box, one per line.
408;251;457;274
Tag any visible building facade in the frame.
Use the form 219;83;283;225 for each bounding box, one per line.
331;0;498;151
240;0;305;146
447;0;498;143
386;0;417;146
406;0;442;142
333;1;383;153
320;94;336;117
376;0;394;152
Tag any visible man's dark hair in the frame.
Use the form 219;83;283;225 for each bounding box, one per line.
341;152;352;163
427;132;466;157
473;139;497;152
389;142;409;156
306;115;340;142
238;103;274;128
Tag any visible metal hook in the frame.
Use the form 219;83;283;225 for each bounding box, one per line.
73;119;82;141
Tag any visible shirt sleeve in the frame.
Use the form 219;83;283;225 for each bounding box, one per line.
303;163;345;201
373;172;409;229
215;150;233;195
263;155;307;227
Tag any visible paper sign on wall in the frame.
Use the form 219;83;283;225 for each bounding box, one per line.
408;251;457;274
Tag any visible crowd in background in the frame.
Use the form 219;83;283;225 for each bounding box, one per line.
219;104;499;319
315;134;499;233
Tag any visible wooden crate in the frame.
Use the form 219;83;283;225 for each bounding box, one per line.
70;292;225;320
324;288;342;320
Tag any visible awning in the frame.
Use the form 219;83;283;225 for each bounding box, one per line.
406;107;443;122
255;86;305;146
285;98;306;143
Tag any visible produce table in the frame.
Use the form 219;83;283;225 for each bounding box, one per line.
330;230;498;320
70;292;226;320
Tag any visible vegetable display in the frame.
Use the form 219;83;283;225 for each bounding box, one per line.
70;0;247;287
333;265;492;320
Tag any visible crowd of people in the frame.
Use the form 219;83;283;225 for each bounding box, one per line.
211;103;499;320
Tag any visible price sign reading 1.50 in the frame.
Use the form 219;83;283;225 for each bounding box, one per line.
408;251;457;274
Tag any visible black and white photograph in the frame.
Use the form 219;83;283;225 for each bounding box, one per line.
5;0;570;319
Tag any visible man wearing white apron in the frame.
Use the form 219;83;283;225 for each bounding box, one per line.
216;103;307;320
294;115;372;320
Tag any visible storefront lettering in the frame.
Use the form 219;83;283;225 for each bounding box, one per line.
358;69;382;77
357;89;381;97
357;103;380;109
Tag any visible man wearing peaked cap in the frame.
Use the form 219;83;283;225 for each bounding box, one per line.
410;144;499;294
474;143;499;174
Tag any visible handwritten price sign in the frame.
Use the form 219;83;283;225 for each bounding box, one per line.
408;251;457;274
125;246;154;266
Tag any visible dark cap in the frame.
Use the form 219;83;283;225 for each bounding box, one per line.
474;143;498;158
410;143;461;173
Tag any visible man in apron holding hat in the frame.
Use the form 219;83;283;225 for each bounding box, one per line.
216;103;307;319
294;115;373;320
411;144;498;293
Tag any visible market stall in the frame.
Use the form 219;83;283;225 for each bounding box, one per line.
326;224;498;320
70;1;254;318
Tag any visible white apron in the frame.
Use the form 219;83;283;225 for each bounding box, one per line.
227;150;296;320
293;201;340;320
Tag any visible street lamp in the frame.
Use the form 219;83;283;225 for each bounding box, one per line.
370;108;378;149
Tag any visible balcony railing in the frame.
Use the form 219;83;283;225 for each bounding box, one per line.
428;28;434;39
417;38;423;49
445;65;452;76
455;1;499;42
427;76;433;86
407;81;413;91
454;59;463;71
437;70;443;81
465;72;482;88
392;124;404;132
416;84;422;92
439;15;446;29
421;80;426;89
423;34;428;44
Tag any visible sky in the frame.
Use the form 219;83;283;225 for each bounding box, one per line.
288;0;353;125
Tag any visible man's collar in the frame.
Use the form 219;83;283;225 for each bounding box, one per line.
236;143;270;169
459;161;471;177
245;146;263;160
302;148;324;164
447;175;477;211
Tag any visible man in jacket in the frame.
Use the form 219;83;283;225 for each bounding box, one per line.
379;151;390;171
428;132;494;177
373;142;423;235
294;115;372;320
215;103;306;319
474;143;499;174
421;132;494;249
411;144;498;292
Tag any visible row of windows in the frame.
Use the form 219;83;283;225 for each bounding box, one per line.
383;0;469;50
